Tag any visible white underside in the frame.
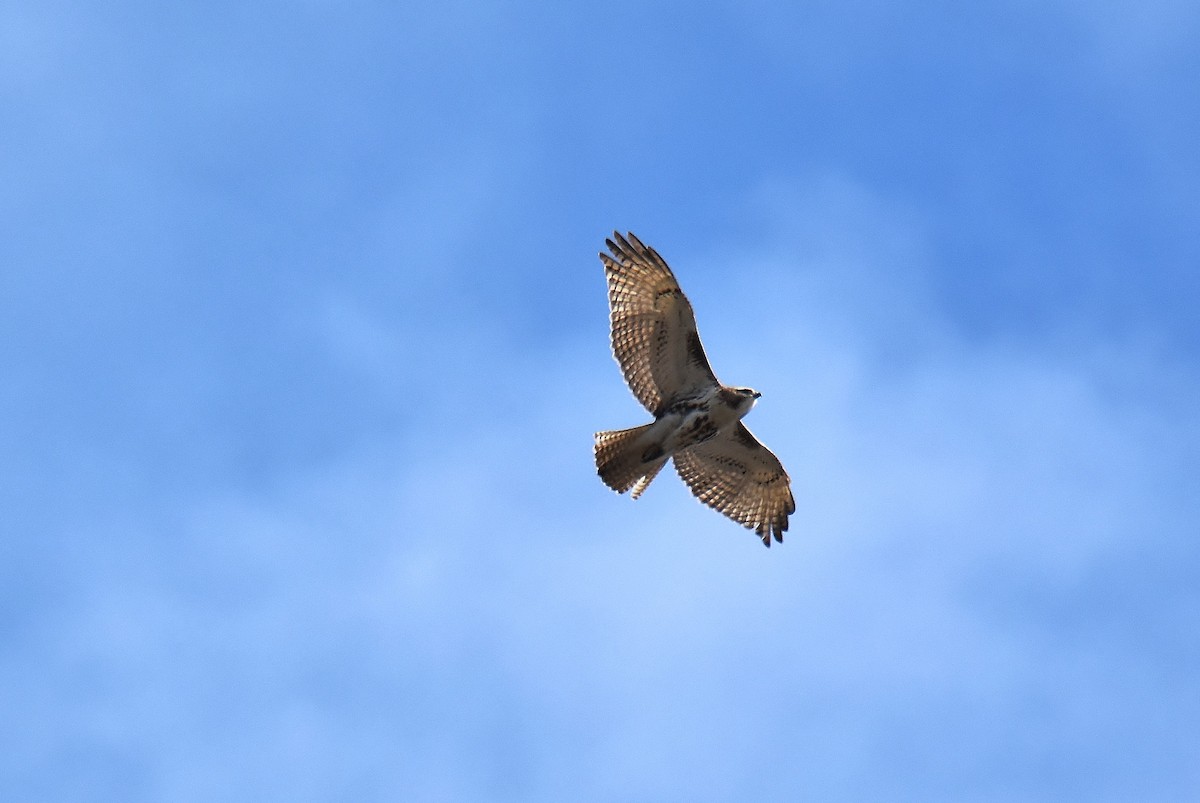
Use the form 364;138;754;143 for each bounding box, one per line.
652;388;753;457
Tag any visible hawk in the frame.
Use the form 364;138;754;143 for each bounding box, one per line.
594;232;795;546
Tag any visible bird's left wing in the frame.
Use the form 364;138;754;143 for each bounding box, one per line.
600;232;719;414
673;423;795;546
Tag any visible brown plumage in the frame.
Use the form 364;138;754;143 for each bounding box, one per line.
594;232;795;546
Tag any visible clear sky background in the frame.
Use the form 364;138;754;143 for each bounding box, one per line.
3;1;1198;800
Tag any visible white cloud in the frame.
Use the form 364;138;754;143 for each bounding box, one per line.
5;165;1194;799
65;176;1185;798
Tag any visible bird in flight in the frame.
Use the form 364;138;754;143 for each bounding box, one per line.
594;232;795;546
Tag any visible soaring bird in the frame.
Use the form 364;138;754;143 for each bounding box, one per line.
594;232;795;546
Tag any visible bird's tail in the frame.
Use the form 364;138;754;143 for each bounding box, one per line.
595;424;669;499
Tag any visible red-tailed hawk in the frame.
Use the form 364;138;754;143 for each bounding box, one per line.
594;232;795;546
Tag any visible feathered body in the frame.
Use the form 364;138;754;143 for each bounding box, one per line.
594;232;795;546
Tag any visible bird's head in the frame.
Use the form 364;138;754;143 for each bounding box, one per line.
733;387;762;411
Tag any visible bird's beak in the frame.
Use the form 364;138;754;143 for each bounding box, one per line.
753;391;762;399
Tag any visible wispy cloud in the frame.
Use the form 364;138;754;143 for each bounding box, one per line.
2;1;1197;799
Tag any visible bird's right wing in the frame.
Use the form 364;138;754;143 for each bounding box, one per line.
600;232;719;414
673;423;795;546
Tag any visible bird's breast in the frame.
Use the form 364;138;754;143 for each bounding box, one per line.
656;390;745;454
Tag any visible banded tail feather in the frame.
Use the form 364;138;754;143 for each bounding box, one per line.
594;424;668;499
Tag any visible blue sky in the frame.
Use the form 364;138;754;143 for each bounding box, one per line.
3;1;1198;800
